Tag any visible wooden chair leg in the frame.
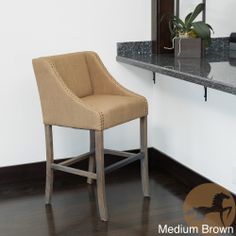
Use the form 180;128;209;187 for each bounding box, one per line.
95;130;108;221
140;116;150;197
87;130;95;184
44;124;54;204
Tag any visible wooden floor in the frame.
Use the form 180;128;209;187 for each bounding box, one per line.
0;162;234;236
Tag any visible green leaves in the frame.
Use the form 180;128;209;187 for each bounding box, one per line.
185;3;205;31
169;15;186;37
191;21;211;39
168;3;214;48
185;13;192;27
173;16;185;29
191;21;213;47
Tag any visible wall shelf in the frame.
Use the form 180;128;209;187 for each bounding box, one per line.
117;39;235;100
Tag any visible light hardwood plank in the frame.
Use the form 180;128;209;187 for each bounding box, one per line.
105;153;143;174
59;151;94;166
44;124;54;204
87;130;95;184
104;149;137;158
95;131;108;221
51;164;97;179
140;116;150;197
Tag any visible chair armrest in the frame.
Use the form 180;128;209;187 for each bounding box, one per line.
32;58;103;130
86;52;146;100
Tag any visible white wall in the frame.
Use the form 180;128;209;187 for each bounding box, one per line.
151;1;236;194
2;0;236;194
0;0;152;167
151;76;236;194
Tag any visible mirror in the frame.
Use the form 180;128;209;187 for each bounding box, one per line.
206;0;235;37
177;0;235;37
177;0;205;21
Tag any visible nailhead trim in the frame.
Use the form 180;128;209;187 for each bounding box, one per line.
93;53;148;115
42;53;147;131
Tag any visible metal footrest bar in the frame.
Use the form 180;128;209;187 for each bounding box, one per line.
105;152;144;174
59;151;94;166
51;164;97;179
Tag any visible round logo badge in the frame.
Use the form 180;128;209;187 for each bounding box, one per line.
183;183;235;235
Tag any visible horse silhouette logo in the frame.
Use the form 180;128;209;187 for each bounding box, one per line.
184;183;235;233
194;192;232;226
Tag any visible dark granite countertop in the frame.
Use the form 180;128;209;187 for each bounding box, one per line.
116;38;236;96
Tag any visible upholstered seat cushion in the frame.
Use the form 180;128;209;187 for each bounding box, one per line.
81;95;147;130
33;51;148;131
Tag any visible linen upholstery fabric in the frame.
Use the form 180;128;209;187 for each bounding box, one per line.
50;53;93;98
33;51;148;130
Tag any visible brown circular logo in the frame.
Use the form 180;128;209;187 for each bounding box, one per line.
184;183;235;235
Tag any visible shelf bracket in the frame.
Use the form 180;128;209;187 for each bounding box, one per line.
153;72;156;84
204;86;208;102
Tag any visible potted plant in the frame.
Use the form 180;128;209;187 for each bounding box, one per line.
167;3;213;58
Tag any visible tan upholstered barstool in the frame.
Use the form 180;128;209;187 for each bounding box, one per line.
32;51;149;221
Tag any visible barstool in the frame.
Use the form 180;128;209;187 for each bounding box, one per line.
32;51;149;221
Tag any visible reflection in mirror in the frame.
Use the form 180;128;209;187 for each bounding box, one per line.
206;0;235;37
178;0;236;38
175;0;205;21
